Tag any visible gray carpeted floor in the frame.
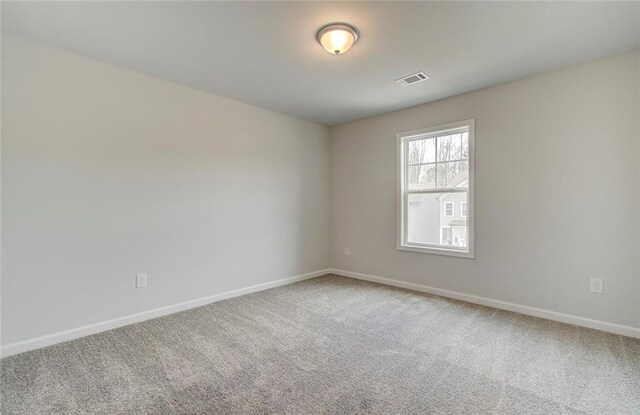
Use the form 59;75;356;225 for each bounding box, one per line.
1;275;639;414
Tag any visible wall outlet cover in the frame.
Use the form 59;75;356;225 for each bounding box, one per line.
589;278;603;294
136;273;148;289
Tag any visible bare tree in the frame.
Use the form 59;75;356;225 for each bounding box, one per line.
408;139;430;185
436;133;468;187
408;133;468;188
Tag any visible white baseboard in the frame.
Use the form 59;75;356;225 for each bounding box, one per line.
1;269;331;358
4;267;637;358
329;268;640;339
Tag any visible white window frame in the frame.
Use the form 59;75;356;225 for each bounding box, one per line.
397;119;475;258
444;202;454;217
461;202;468;218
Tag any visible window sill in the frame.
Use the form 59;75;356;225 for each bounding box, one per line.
397;243;475;259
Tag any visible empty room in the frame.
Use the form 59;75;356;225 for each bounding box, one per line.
1;1;639;414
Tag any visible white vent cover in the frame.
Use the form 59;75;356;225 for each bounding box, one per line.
394;72;430;86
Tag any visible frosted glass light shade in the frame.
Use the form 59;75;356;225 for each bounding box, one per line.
316;23;359;55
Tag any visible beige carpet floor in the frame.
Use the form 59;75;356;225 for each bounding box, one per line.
1;274;639;414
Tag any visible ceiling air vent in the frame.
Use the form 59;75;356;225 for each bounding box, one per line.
394;72;430;86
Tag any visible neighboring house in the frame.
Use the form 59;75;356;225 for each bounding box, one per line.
407;173;468;248
439;192;467;247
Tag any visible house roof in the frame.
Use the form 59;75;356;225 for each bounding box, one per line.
447;220;467;227
412;170;469;193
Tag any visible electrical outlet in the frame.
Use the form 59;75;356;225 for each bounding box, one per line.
589;278;603;294
344;247;350;256
136;273;148;289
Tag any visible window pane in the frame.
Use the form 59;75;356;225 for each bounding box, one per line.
408;138;436;164
407;193;442;245
407;191;468;248
437;132;468;161
461;133;469;159
437;160;468;188
408;164;436;190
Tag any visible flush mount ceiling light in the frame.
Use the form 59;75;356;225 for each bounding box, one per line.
316;23;359;55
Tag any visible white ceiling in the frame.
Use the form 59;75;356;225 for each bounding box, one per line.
3;1;639;126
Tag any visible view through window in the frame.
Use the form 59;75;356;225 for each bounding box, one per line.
398;120;474;257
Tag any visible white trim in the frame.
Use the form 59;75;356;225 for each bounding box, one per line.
329;268;640;339
0;269;331;358
397;244;472;258
5;267;637;357
397;119;475;259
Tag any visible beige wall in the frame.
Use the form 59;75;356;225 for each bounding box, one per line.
2;34;638;349
1;35;330;345
330;52;640;328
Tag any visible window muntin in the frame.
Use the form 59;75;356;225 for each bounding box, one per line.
398;120;474;258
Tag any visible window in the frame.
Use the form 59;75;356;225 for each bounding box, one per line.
444;202;454;217
397;119;474;258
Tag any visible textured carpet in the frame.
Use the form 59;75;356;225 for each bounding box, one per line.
1;275;639;414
